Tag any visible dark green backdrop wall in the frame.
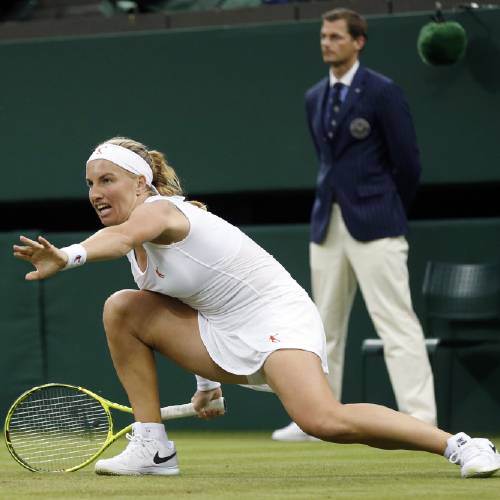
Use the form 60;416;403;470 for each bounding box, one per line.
0;8;499;200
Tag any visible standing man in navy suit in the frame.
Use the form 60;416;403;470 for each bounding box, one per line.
273;8;437;441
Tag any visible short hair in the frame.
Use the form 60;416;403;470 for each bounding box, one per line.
322;8;368;41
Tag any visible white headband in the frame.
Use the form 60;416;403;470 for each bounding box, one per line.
87;143;154;187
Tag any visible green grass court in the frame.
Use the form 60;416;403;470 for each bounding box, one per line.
1;432;499;499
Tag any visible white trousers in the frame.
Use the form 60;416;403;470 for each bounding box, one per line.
310;205;437;425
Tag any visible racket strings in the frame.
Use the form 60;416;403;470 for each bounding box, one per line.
8;386;110;472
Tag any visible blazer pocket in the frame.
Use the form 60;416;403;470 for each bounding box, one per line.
357;182;391;197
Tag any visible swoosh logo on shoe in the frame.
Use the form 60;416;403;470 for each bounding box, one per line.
153;450;177;464
489;444;497;453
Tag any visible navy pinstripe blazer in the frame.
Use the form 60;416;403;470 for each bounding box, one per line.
305;65;421;243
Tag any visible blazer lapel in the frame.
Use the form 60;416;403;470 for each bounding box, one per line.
317;78;330;138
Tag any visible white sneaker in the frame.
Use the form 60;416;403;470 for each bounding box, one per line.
95;422;179;476
447;432;500;478
271;422;320;442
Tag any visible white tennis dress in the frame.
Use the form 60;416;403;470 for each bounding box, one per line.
126;196;328;386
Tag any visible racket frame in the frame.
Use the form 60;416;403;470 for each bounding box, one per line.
4;382;223;473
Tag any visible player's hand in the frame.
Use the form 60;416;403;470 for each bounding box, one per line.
191;387;224;420
13;235;68;281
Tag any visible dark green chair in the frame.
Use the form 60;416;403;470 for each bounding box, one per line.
422;261;500;337
421;260;500;429
422;262;500;347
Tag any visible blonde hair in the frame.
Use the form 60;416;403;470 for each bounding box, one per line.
99;136;206;210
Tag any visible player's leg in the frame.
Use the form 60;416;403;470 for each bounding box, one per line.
263;349;500;478
96;288;246;476
264;349;446;450
348;235;437;424
102;289;246;421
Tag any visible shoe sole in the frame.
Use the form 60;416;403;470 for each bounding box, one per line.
95;466;180;476
271;436;321;442
462;466;500;478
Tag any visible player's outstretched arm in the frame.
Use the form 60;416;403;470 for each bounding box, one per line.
14;201;178;281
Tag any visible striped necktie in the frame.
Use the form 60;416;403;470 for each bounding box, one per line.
325;82;345;140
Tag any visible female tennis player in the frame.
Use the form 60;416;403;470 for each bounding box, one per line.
13;137;500;478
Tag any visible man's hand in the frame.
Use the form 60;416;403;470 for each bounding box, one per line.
191;387;224;420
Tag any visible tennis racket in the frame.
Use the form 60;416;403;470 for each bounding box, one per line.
4;382;225;473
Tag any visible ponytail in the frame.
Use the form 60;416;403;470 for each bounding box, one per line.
100;137;207;210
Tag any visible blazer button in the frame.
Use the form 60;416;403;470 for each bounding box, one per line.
328;132;334;139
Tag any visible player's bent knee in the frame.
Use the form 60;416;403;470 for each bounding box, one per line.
296;408;355;442
103;289;142;329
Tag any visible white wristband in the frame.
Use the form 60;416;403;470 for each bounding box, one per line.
195;375;221;391
60;244;87;270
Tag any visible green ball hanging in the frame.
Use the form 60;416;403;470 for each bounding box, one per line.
417;21;467;66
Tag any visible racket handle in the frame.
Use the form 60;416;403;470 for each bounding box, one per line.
160;397;225;420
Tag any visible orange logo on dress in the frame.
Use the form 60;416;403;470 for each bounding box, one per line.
155;267;165;278
269;334;280;343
